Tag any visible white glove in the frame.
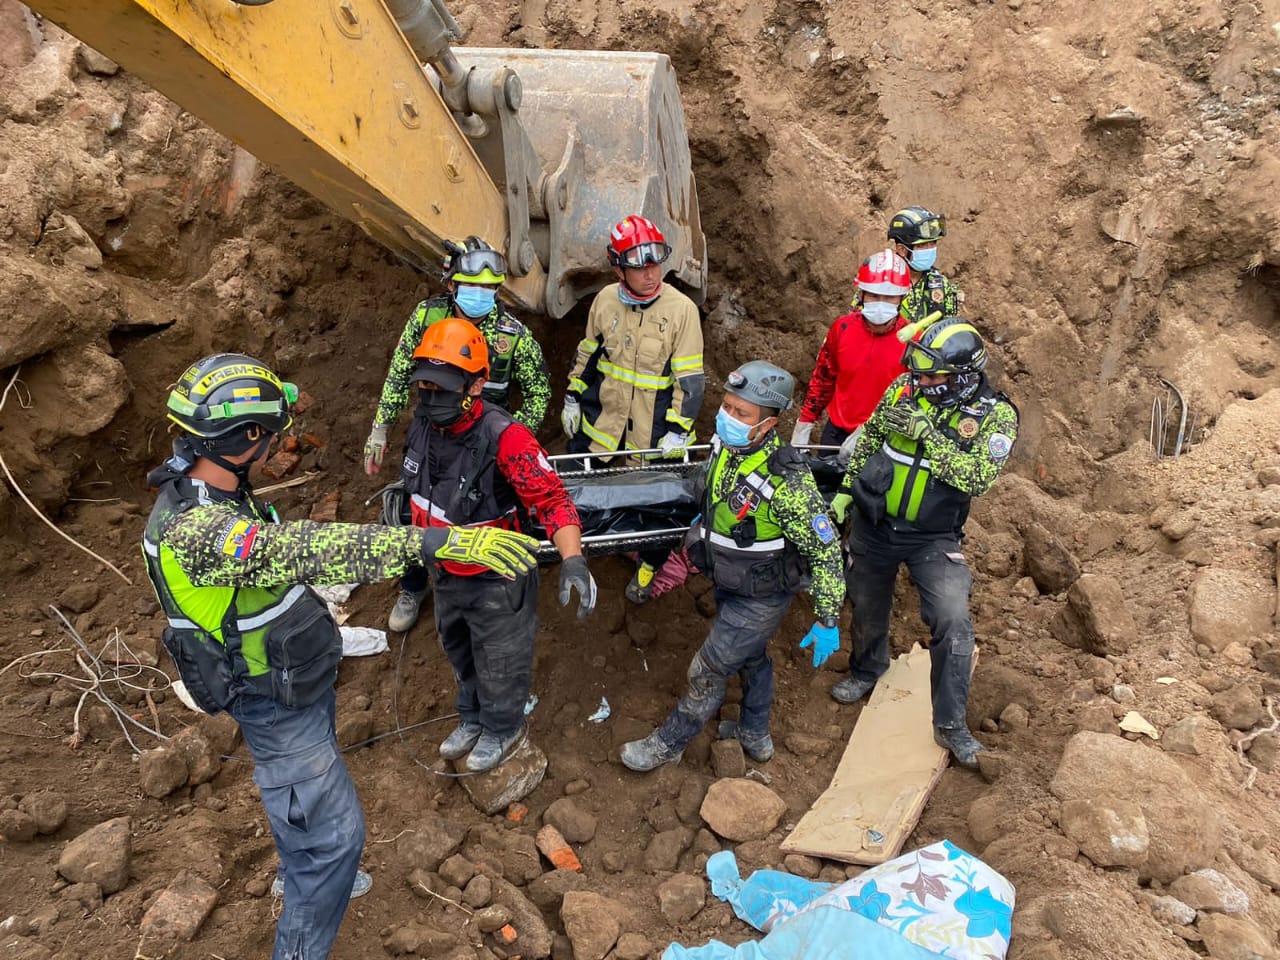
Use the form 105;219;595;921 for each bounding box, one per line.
560;396;582;439
837;426;863;467
364;423;388;476
790;420;815;446
655;431;693;459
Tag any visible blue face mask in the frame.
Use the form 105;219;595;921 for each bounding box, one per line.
716;408;755;447
454;286;497;319
909;247;938;272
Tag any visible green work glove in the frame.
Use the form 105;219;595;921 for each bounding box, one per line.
830;492;853;525
882;401;935;442
421;527;541;580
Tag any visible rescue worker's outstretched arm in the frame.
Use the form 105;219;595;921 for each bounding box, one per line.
511;333;552;431
162;510;537;588
922;401;1019;496
373;303;431;427
768;470;845;622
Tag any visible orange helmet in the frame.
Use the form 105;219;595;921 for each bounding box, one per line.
412;318;489;390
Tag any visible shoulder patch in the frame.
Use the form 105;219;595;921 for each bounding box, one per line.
812;513;837;545
220;518;259;559
987;433;1014;461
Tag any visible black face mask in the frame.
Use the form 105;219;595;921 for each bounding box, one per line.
418;387;467;426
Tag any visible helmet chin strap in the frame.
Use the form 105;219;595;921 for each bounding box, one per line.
194;431;273;490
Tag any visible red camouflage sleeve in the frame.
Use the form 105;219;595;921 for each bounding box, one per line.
496;423;581;537
799;319;842;424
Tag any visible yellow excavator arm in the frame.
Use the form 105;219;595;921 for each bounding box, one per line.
27;0;707;317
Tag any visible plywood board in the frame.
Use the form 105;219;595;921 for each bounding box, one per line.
781;644;948;865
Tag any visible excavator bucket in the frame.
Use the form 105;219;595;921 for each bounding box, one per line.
455;48;708;315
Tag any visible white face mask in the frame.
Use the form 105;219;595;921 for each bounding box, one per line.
861;301;899;326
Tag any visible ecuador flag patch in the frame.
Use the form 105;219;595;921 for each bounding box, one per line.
221;518;260;559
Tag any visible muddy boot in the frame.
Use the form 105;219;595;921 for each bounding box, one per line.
272;869;373;900
934;726;986;769
830;675;876;705
464;726;528;773
388;586;429;633
620;731;683;772
625;561;657;605
717;720;774;762
438;721;483;761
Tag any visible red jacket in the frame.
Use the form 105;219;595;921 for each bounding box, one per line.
799;311;908;432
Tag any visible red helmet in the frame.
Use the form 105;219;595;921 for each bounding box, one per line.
856;248;911;297
607;215;672;269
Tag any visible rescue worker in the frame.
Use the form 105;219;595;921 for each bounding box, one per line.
887;206;963;324
620;361;845;771
405;318;596;771
561;215;705;604
791;248;914;451
828;319;1018;768
143;354;540;960
364;236;552;632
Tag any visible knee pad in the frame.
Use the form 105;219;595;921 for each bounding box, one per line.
687;651;728;700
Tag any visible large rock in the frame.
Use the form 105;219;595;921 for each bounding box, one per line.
527;868;589;911
19;791;68;835
561;891;625;960
1211;685;1265;731
57;816;131;894
397;814;467;873
1189;568;1275;652
967;792;1019;848
1197;914;1277;960
1058;798;1149;868
1168;869;1249;914
382;923;458;955
1023;522;1081;594
657;873;706;924
542;797;597;844
1051;575;1135;654
699;779;787;842
459;737;547;815
1049;732;1220;882
0;810;37;843
1163;715;1217;756
139;872;218;941
643;827;693;873
139;746;189;798
0;257;116;369
490;877;552;958
170;726;221;785
1249;732;1279;773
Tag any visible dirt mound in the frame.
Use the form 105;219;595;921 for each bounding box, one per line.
2;1;1280;958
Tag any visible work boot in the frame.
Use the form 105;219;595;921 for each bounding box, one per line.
830;675;876;705
438;721;483;761
272;869;373;900
464;726;527;773
388;586;429;633
625;562;657;604
717;720;774;762
934;726;986;769
620;731;683;772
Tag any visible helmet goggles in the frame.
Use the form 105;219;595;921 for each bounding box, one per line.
449;247;507;284
167;381;298;428
615;241;672;270
909;214;946;244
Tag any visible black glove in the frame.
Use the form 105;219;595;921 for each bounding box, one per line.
557;555;597;620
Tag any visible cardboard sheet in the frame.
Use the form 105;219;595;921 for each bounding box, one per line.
781;644;947;865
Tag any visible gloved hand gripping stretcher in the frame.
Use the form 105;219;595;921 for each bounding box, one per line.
371;444;847;562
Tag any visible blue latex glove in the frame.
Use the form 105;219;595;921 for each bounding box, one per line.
799;622;840;668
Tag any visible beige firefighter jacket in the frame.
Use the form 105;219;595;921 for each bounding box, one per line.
566;283;705;457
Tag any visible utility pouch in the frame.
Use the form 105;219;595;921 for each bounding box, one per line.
160;627;234;714
685;519;709;573
852;450;893;525
262;595;341;710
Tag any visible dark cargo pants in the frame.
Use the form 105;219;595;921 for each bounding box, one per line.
656;589;793;751
433;570;539;737
232;687;364;960
844;518;975;729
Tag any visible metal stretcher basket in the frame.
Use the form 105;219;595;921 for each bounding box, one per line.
370;444;847;563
